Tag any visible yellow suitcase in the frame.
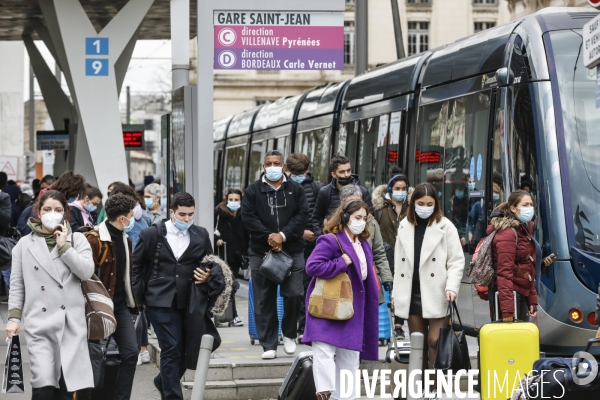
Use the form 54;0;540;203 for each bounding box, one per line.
479;293;540;400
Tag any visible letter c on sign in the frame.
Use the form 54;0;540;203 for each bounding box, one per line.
218;51;236;68
218;28;236;46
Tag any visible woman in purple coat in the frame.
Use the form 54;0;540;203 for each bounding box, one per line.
303;199;380;400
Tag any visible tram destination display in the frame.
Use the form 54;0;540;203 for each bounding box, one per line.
214;11;343;70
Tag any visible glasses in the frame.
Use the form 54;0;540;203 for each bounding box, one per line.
266;191;287;215
41;207;64;214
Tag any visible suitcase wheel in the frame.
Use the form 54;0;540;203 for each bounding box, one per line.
250;337;255;345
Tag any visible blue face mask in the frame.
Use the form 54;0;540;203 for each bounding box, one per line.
265;166;283;182
144;198;155;209
468;181;475;191
174;217;193;231
290;174;306;184
455;191;465;200
493;193;500;202
392;191;407;202
123;216;135;233
517;206;535;223
227;201;241;211
67;197;76;204
85;203;97;213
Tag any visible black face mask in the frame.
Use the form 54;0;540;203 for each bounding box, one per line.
337;176;353;186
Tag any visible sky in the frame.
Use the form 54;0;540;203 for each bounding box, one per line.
23;39;173;105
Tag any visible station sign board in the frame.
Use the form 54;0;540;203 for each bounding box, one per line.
583;13;600;68
36;130;69;151
214;11;344;70
122;124;145;150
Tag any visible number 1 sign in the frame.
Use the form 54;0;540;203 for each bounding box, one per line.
86;38;109;55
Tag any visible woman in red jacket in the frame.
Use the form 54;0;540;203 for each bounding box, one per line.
487;190;552;322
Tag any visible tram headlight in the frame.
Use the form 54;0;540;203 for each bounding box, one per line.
587;312;597;326
569;308;584;323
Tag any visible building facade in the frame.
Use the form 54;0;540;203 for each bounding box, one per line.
508;0;593;19
192;0;513;120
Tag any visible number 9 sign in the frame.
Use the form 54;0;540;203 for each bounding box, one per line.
86;59;108;76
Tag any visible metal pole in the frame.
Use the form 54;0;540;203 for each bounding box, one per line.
390;0;405;59
29;63;35;153
190;334;214;400
171;0;190;89
355;0;368;76
407;332;424;400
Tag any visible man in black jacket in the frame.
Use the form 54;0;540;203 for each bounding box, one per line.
285;153;322;338
311;155;372;237
133;192;213;400
243;150;309;359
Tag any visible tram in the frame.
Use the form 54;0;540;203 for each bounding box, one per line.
211;8;600;355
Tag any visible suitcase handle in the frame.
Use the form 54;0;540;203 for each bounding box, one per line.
386;302;402;363
495;290;519;321
584;338;600;353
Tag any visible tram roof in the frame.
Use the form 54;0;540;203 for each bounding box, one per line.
226;106;261;138
0;0;197;41
297;81;348;120
252;94;305;132
213;115;232;142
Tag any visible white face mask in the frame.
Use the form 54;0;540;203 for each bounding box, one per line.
415;205;435;219
41;212;64;230
348;219;366;235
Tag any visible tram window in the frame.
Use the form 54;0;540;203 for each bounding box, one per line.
340;120;360;169
249;140;269;183
275;136;291;159
295;127;331;184
223;145;247;194
417;100;448;188
372;114;401;189
358;117;379;191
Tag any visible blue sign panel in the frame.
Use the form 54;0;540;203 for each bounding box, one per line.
86;59;109;76
476;154;483;181
86;38;109;55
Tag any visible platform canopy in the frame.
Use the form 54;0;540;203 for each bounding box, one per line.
0;0;197;40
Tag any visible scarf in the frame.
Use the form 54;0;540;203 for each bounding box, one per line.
70;201;93;227
27;218;72;252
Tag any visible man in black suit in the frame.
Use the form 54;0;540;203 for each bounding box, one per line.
133;192;213;400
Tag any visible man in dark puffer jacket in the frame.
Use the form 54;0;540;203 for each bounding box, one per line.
285;153;323;338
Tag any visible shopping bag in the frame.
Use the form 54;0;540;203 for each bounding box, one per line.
2;335;25;393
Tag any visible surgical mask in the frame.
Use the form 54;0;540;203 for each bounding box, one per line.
492;192;500;202
122;216;135;233
41;212;64;230
455;191;465;200
415;205;435;219
172;215;193;231
392;191;407;202
144;198;155;209
84;203;97;213
348;219;366;235
227;201;241;212
67;197;76;204
517;206;535;224
265;166;283;182
290;174;306;184
337;176;353;186
468;181;475;191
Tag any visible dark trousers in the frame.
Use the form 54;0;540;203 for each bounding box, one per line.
488;283;530;322
112;304;139;400
136;311;149;348
146;306;187;400
249;251;304;351
32;371;81;400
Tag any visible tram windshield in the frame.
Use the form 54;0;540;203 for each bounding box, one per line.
550;30;600;253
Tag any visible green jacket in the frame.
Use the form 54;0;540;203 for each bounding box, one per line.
366;215;393;304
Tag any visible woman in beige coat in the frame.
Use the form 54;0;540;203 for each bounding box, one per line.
392;183;465;374
6;190;95;399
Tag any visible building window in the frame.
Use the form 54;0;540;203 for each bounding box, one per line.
344;21;355;65
407;0;430;3
345;0;355;3
256;100;273;106
474;22;496;32
473;0;496;4
408;22;429;56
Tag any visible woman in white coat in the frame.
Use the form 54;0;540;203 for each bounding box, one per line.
6;190;95;399
392;183;465;372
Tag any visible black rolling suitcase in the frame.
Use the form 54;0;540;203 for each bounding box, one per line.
91;337;120;400
278;351;316;400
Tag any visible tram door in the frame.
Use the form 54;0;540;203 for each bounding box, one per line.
416;89;495;329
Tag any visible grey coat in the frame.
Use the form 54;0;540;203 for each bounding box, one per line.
366;215;393;304
9;231;95;391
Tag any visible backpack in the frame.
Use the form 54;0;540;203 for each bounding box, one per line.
78;231;116;340
468;227;517;290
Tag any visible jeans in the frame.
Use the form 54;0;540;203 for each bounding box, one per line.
249;251;304;351
1;268;10;291
136;311;149;348
146;306;187;400
112;304;140;400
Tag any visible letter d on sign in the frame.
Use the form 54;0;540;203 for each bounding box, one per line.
340;369;354;398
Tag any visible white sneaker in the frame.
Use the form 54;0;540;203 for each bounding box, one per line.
283;336;296;355
137;353;142;366
261;350;277;359
140;350;150;363
230;316;244;327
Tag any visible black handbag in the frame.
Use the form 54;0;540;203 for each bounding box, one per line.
0;225;19;270
434;301;471;373
260;250;293;284
88;340;106;388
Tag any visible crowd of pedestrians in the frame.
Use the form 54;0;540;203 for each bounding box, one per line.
1;148;599;400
